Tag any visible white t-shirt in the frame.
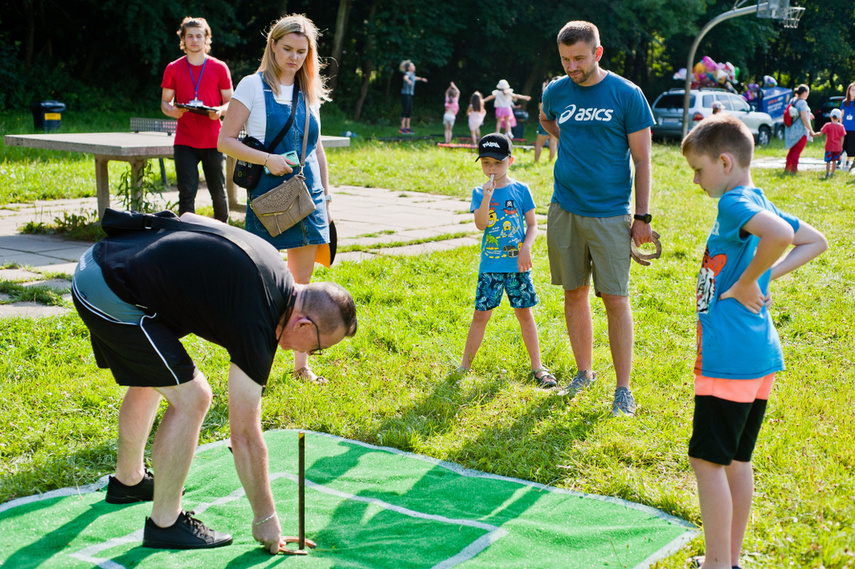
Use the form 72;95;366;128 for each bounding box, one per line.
232;73;321;141
492;89;515;109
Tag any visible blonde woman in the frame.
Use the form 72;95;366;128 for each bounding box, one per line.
219;14;332;384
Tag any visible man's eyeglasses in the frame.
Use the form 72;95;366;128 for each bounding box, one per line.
308;318;323;356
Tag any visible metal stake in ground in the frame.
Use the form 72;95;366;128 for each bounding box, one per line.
282;431;317;555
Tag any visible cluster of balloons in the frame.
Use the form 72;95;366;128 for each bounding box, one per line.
744;86;763;102
673;56;739;92
743;77;778;101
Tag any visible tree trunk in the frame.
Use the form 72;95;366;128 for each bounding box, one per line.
633;38;648;89
354;58;373;121
22;0;36;66
354;0;377;120
328;0;351;94
521;54;548;112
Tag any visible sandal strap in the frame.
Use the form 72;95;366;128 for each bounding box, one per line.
531;367;553;378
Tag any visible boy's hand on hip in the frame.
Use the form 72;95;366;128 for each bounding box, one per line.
720;281;766;314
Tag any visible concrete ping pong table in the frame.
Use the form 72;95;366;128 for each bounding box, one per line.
3;131;351;219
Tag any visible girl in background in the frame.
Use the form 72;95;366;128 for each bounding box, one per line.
482;79;531;137
399;60;427;134
443;81;460;143
467;91;487;145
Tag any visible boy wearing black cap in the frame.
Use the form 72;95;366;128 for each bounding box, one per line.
456;134;557;388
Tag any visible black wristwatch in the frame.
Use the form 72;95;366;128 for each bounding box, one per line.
634;213;653;224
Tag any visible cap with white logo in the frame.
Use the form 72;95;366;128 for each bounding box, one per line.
476;133;513;161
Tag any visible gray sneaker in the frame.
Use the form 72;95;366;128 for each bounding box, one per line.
556;370;596;397
611;387;636;417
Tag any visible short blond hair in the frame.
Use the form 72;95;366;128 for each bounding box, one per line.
258;14;330;105
681;114;754;168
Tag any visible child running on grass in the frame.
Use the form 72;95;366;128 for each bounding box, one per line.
456;133;556;388
443;81;460;144
681;114;827;569
467;91;487;145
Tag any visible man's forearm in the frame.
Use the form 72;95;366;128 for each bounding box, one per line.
231;427;276;519
633;160;651;214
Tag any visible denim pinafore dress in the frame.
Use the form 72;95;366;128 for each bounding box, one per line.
245;73;329;250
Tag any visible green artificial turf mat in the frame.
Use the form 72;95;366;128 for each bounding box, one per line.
0;429;696;568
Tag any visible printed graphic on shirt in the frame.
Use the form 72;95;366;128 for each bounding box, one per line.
557;104;615;124
696;247;727;314
695;247;727;371
482;198;522;261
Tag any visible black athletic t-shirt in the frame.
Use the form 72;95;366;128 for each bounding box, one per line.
93;225;293;386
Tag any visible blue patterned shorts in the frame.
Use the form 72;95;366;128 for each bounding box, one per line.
825;150;842;163
475;272;539;311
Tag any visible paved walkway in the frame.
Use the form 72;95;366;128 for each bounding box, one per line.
0;186;477;318
751;156;846;172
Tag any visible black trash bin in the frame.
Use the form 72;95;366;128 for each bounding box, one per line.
511;109;528;140
31;100;66;132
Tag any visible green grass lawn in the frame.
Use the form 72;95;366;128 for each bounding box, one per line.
1;110;854;568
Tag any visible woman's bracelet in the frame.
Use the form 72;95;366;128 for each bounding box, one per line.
253;512;277;526
263;153;270;167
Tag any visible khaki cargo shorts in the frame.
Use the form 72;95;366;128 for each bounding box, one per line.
547;203;631;296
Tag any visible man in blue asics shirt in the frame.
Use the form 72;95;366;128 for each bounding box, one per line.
540;20;654;417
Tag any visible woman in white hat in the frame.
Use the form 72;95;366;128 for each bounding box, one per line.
482;79;531;137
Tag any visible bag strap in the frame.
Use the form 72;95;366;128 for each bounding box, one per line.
294;95;311;176
100;209;286;311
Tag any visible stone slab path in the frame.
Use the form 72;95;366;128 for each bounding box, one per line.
0;186;479;319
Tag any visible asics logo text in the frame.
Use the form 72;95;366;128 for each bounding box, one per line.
558;104;614;123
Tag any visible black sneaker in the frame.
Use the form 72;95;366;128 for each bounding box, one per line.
142;510;233;549
105;469;154;504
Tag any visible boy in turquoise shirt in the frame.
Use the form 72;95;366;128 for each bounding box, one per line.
681;114;827;569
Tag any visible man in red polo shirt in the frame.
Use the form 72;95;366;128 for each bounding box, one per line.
161;17;233;221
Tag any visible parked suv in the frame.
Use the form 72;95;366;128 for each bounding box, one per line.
813;95;844;130
651;88;774;145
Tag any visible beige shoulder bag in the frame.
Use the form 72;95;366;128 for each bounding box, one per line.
249;94;315;237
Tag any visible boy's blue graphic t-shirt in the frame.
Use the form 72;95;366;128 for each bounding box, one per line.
470;179;536;273
695;186;800;379
541;72;654;217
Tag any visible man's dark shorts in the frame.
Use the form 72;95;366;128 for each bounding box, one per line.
72;250;198;387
